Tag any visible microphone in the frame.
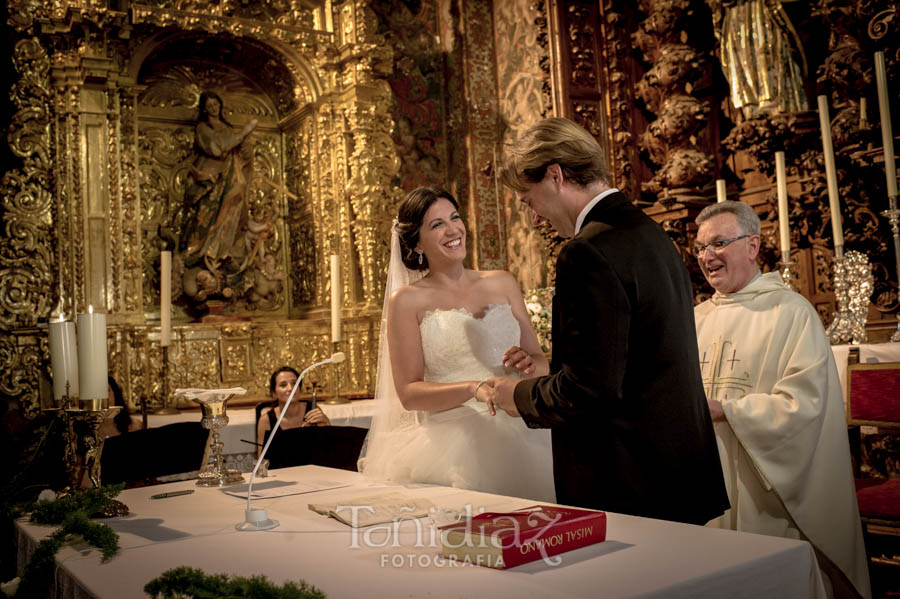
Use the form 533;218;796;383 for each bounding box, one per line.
236;352;346;531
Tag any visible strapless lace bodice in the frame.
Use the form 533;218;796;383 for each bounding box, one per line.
360;301;555;503
419;303;520;383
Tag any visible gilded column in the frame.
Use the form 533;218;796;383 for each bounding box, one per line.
0;35;56;416
459;0;504;270
633;0;714;205
332;0;401;308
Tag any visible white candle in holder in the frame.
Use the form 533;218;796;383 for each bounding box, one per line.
775;151;791;260
77;305;108;409
330;254;342;343
817;95;844;248
160;250;172;347
875;52;897;199
716;179;727;203
48;315;79;403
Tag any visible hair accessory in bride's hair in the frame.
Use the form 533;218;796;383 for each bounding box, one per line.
418;251;423;265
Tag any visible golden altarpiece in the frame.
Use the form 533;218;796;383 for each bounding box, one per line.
2;0;408;416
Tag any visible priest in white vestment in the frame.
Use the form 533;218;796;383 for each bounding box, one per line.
692;201;870;599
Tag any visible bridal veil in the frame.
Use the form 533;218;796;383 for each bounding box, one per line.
357;221;422;479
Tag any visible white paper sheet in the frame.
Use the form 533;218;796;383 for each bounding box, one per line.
223;478;351;499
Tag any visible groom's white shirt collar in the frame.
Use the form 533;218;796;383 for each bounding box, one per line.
574;187;619;236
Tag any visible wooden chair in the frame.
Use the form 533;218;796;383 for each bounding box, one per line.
846;361;900;597
263;425;368;471
100;421;210;487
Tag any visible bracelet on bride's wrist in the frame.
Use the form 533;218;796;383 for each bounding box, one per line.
473;380;488;399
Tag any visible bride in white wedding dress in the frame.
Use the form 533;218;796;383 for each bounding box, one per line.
358;187;555;502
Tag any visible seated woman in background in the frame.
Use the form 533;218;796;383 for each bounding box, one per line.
97;375;142;439
255;366;331;457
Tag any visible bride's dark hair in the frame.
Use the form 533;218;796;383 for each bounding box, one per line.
396;186;460;271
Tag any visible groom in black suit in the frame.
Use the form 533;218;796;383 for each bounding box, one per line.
488;117;728;525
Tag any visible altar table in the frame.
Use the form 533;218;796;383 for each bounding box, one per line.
16;465;826;599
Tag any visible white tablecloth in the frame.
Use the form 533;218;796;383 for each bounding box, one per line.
16;465;826;599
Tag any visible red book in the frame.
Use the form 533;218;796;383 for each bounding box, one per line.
438;505;607;569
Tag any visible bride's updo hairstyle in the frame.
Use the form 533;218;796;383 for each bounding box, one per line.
396;186;460;271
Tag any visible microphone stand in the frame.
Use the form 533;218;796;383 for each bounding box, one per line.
236;352;346;531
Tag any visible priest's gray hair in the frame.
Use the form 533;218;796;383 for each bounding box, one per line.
695;200;761;236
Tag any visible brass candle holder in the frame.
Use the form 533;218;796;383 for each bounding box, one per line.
48;386;129;516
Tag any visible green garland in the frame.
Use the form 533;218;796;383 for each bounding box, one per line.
28;484;124;525
14;485;124;599
144;566;326;599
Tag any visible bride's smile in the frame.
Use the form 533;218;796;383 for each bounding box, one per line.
416;197;466;265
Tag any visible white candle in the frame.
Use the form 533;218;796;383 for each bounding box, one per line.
775;151;790;260
160;250;172;347
48;316;79;403
875;52;897;199
76;305;108;409
330;254;341;343
715;179;727;203
817;95;844;248
859;97;867;130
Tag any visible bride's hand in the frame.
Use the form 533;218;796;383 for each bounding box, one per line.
502;346;535;375
473;380;497;416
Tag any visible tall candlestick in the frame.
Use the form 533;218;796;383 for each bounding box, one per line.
860;97;867;130
160;250;172;347
77;305;108;409
715;179;727;203
775;151;791;260
817;95;844;248
875;51;897;199
330;254;341;343
48;316;79;403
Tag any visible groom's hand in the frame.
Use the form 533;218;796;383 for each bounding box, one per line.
488;376;520;417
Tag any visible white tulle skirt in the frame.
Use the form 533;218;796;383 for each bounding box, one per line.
361;399;556;503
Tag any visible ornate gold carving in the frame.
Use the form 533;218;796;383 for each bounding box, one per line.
460;0;504;269
868;7;896;40
221;339;251;383
130;4;331;47
0;335;44;419
284;120;317;309
568;5;598;88
1;38;56;329
598;1;636;201
633;1;714;203
494;0;555;289
346;84;402;307
0;36;56;416
119;88;143;314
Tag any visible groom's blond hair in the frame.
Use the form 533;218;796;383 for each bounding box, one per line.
500;117;611;192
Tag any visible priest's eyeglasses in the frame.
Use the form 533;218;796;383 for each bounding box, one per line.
692;235;750;257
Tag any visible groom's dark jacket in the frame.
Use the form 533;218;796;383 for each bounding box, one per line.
514;191;729;525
